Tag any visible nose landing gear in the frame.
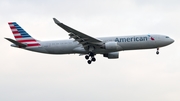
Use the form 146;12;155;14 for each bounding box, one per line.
156;48;159;55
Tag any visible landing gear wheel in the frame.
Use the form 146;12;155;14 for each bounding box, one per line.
156;51;159;55
85;55;89;60
87;60;92;64
91;57;96;62
86;52;96;64
156;48;159;55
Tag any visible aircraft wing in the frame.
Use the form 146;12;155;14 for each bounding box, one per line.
53;18;103;48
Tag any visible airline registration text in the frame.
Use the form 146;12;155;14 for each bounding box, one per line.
115;36;148;42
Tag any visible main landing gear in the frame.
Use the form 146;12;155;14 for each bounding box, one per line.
156;47;159;55
85;52;96;64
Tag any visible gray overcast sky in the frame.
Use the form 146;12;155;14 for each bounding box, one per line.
0;0;180;101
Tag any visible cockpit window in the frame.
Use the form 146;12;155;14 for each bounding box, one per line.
166;36;169;38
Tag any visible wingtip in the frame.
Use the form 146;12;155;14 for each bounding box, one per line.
4;37;12;42
53;18;61;24
4;37;9;40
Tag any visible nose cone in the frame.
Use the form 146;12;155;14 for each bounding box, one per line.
169;38;174;44
157;35;174;47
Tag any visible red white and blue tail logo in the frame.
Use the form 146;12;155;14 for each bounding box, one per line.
8;22;40;47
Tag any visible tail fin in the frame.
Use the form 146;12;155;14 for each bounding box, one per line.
8;22;40;47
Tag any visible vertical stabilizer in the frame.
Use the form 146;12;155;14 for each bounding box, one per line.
8;22;40;47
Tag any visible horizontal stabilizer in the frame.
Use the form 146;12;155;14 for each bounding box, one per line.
5;38;26;48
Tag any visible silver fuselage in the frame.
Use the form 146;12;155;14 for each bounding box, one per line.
14;34;173;55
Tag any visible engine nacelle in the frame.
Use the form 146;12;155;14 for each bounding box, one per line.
104;42;121;50
103;52;119;59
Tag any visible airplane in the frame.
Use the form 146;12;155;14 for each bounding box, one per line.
5;18;174;64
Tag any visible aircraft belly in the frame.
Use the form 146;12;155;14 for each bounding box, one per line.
73;47;87;53
118;41;156;50
45;45;75;54
25;47;49;53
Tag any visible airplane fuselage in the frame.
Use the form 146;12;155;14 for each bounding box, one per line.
18;34;173;55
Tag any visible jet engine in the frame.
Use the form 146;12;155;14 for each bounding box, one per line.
104;42;121;50
103;52;119;59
